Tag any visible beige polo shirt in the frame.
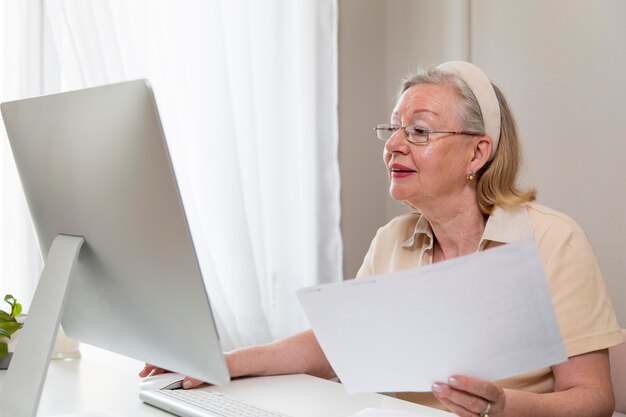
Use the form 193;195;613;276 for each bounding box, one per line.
356;202;623;409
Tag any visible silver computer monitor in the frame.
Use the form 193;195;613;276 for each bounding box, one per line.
0;80;229;416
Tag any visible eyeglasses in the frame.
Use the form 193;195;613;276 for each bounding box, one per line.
373;124;481;145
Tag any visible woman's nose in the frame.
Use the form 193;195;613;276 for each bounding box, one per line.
384;128;409;154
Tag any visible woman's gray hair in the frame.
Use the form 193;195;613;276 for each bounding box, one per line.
397;68;486;137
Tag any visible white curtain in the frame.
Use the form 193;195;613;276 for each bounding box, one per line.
2;0;341;349
0;1;44;309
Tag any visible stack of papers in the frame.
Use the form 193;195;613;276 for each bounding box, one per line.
298;239;566;393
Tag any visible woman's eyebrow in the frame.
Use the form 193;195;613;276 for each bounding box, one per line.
409;109;439;117
391;109;439;122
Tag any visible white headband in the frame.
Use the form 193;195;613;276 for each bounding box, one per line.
436;61;501;160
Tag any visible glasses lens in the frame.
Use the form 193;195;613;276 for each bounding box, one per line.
375;124;396;141
405;126;429;143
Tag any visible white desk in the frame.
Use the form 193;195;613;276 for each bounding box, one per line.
0;344;453;417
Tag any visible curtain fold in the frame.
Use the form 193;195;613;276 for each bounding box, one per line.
38;0;341;348
0;0;44;310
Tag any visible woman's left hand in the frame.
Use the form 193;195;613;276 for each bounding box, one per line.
432;375;505;417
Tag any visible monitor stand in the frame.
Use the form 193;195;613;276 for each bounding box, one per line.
0;235;123;417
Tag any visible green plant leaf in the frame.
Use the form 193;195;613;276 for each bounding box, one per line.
0;342;7;357
4;295;15;309
0;321;21;335
3;294;21;317
13;303;22;318
0;311;12;322
0;328;11;338
0;314;16;323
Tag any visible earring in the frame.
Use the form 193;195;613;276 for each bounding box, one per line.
466;171;475;181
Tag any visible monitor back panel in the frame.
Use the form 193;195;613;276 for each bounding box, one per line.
1;80;229;385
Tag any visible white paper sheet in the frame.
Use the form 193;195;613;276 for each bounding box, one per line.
297;239;567;394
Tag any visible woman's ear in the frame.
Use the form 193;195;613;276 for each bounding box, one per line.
469;136;493;173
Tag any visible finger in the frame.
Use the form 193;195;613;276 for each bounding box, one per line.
182;377;205;389
432;382;490;415
138;363;157;377
448;375;502;403
436;397;476;417
138;364;169;377
150;367;168;376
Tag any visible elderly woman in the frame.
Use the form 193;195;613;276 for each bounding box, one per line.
142;61;623;416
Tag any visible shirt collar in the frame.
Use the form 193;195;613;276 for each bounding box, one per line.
480;204;533;245
401;205;533;249
402;213;433;248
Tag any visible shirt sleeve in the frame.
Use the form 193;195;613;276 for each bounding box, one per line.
534;212;623;357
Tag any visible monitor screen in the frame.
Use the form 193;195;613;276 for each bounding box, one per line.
0;80;229;414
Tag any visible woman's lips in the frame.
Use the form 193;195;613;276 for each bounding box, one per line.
390;163;415;178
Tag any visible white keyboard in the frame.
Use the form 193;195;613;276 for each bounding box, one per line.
140;388;290;417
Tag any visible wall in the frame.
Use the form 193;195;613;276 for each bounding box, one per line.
338;0;389;279
339;0;626;325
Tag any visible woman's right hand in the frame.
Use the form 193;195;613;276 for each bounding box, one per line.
138;330;328;387
138;363;205;389
138;363;168;378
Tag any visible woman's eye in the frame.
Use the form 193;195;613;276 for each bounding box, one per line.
407;126;428;136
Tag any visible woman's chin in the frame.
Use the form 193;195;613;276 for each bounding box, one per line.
390;185;414;201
